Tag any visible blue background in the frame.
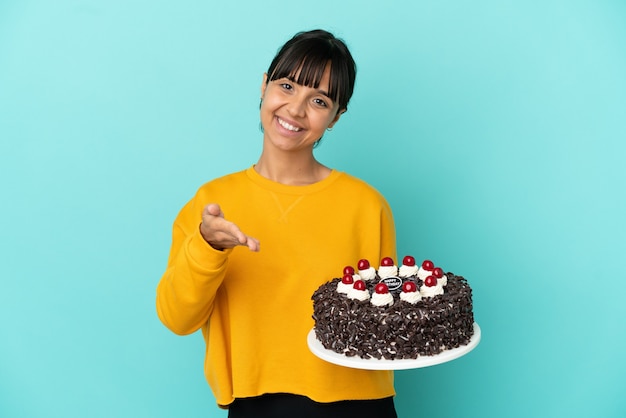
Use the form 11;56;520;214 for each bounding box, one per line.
1;1;625;417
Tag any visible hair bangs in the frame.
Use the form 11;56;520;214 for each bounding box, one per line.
270;51;336;93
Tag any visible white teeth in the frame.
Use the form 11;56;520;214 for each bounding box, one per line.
278;118;302;132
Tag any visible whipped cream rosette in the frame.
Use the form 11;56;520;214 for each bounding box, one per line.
342;265;361;281
432;267;448;286
398;255;419;278
377;257;398;279
347;280;370;301
399;281;422;304
417;259;435;281
356;259;377;281
336;273;355;294
370;283;394;307
420;275;444;298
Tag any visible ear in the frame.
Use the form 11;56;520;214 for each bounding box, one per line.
327;108;345;129
260;73;268;99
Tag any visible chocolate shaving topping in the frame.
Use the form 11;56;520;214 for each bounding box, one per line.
312;273;474;360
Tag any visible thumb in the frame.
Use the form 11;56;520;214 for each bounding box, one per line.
206;203;223;218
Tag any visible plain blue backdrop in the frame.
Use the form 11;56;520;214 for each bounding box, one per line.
1;1;625;417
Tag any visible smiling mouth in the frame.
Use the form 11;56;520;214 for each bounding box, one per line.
277;117;302;132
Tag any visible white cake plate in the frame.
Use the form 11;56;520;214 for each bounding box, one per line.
307;322;481;370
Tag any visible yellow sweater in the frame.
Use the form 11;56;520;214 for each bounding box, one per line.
156;166;397;407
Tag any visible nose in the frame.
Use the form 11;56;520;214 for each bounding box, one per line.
286;94;307;118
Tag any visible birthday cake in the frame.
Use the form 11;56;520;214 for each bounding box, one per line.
311;256;474;360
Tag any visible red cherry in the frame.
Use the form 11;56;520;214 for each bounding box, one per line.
402;255;416;266
402;282;417;292
375;283;389;294
424;275;437;287
343;266;355;276
421;260;434;271
432;267;444;278
342;274;354;285
381;257;394;267
353;280;366;291
357;259;370;270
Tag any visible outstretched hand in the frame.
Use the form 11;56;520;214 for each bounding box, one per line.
200;203;260;252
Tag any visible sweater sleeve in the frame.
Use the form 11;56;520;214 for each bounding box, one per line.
156;200;230;336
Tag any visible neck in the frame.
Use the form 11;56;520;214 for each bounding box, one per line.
255;150;330;186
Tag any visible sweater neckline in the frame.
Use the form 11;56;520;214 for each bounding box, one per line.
246;165;342;195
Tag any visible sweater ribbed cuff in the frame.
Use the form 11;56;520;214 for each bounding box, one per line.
186;227;232;272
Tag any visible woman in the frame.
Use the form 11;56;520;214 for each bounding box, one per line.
156;29;398;418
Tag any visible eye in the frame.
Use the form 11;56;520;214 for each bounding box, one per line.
280;82;293;91
313;98;329;108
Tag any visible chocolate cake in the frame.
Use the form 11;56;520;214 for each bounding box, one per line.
311;256;474;360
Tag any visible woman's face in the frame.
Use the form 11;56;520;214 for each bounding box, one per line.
260;64;342;153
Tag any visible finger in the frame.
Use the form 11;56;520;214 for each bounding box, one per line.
217;220;253;249
214;224;258;251
231;228;249;246
246;237;260;252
